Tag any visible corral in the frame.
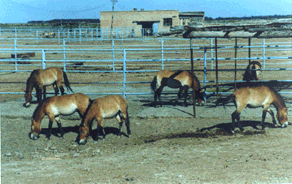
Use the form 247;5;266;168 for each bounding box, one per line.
1;23;292;183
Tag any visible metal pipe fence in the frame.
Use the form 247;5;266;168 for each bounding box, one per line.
0;38;291;98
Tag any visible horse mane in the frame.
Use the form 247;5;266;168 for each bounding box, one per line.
26;70;40;92
268;86;286;108
32;100;45;119
80;98;95;126
187;71;201;91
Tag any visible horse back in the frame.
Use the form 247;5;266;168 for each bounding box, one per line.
92;95;127;118
38;67;63;86
44;93;90;115
156;70;192;87
233;86;274;107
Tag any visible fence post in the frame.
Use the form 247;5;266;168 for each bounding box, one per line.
63;39;66;72
123;49;127;98
79;28;82;44
112;40;115;71
100;28;103;43
161;38;164;70
204;47;207;88
67;29;70;42
14;38;18;72
190;38;196;118
58;29;60;44
210;38;213;70
36;30;39;44
96;27;99;40
263;38;266;70
42;49;46;69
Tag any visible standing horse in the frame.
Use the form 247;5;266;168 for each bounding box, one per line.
24;67;74;107
30;93;92;140
218;86;288;133
151;70;205;107
78;95;131;145
242;61;262;82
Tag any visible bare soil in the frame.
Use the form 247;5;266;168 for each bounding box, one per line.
2;96;292;183
1;37;292;183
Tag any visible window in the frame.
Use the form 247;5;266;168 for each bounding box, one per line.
163;18;172;26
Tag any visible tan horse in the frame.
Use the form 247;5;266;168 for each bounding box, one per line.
30;93;92;140
242;61;262;82
218;86;288;133
24;67;73;107
43;32;56;38
151;70;205;107
78;95;131;145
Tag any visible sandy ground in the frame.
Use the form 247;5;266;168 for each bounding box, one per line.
1;92;292;183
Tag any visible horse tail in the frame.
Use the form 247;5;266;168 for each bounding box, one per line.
151;76;157;92
63;71;74;93
215;94;234;108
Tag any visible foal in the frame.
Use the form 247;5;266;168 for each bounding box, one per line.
219;86;288;133
30;93;91;140
151;70;205;107
24;67;73;107
78;95;131;145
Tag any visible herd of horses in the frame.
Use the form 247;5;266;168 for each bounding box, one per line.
24;63;289;145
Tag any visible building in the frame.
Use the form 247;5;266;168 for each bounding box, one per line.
100;9;204;36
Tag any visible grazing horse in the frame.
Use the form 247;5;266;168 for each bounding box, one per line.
43;32;56;38
78;95;131;145
30;93;92;140
151;70;205;107
24;67;74;107
242;61;262;82
218;86;288;133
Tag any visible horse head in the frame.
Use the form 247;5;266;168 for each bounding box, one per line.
197;89;206;106
24;91;32;107
30;119;41;140
277;107;289;128
79;124;89;145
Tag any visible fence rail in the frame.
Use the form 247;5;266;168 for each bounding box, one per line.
0;37;292;98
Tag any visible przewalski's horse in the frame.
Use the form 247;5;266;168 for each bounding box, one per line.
78;95;131;145
24;67;74;107
30;93;92;140
151;70;205;107
217;86;288;133
242;61;262;82
43;32;56;38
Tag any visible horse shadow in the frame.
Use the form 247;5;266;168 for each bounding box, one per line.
90;127;129;141
39;125;80;138
200;120;278;134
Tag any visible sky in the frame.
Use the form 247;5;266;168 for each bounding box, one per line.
1;0;291;23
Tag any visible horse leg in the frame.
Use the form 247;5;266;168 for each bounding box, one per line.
53;83;59;96
36;87;42;104
43;86;46;100
174;87;184;106
47;116;54;140
267;108;277;126
183;85;189;107
95;117;105;140
55;117;64;138
231;110;244;133
155;85;165;107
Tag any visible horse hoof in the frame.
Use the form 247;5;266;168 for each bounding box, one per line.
79;139;87;145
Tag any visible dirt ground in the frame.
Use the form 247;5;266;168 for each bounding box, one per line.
1;37;292;183
2;94;292;183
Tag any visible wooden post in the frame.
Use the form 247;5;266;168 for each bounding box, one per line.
190;38;196;118
215;38;219;98
234;38;237;90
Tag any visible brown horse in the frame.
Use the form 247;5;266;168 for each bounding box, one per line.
30;93;92;140
242;61;262;82
24;67;73;107
78;95;130;145
218;86;288;133
151;70;205;107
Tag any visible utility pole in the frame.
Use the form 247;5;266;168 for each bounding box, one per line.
110;0;118;35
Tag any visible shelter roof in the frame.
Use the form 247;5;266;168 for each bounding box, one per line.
183;19;292;38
